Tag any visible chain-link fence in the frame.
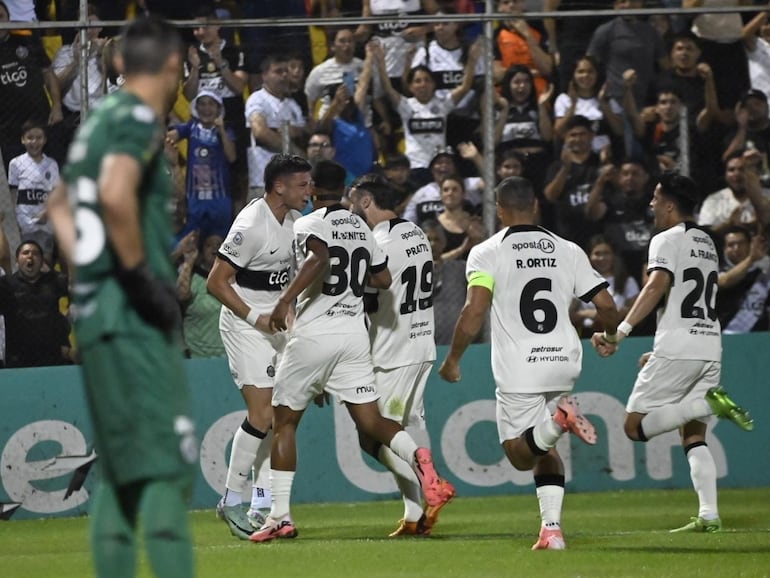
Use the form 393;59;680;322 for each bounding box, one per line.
1;2;767;359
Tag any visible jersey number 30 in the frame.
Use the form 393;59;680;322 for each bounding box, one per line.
323;246;371;297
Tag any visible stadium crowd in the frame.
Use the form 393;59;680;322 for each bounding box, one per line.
1;0;770;368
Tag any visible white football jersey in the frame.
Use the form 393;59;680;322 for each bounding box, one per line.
369;218;437;369
293;205;387;334
647;222;722;361
467;224;608;394
217;198;299;331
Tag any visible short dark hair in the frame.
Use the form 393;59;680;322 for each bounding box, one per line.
723;225;752;242
563;114;593;134
406;65;434;85
264;154;312;192
496;176;536;211
311;159;347;195
120;15;183;75
260;53;289;74
351;173;398;211
383;153;410;170
16;239;43;259
657;172;700;215
21;119;46;137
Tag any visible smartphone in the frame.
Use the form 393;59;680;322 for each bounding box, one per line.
342;71;356;95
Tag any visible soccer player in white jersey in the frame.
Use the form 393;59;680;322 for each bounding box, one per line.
349;174;456;537
251;161;455;542
591;173;754;534
206;154;312;540
439;176;620;551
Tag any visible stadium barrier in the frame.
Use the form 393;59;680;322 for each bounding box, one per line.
1;333;768;520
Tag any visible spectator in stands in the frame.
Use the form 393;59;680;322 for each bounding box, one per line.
355;0;434;154
305;28;380;124
436;175;486;261
316;40;378;177
381;153;419;216
177;230;226;357
355;0;432;92
717;224;770;334
742;10;770;97
554;55;624;162
0;240;72;368
407;8;485;148
588;157;654;285
0;0;63;170
167;90;236;242
183;4;248;211
402;148;483;225
306;130;337;165
492;0;553;95
101;35;124;94
494;64;554;191
374;37;482;184
651;32;726;191
52;3;105;149
286;52;310;120
421;218;470;345
570;234;639;338
544;114;604;249
722;89;770;165
634;85;691;175
7;120;59;264
698;150;770;235
543;0;614;93
458;141;524;186
586;0;667;112
686;0;749;111
240;0;311;78
245;54;307;200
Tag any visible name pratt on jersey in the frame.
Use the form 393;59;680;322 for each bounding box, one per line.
406;242;430;257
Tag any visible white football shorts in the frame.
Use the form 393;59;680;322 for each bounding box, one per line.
272;330;379;411
221;328;287;389
495;390;567;444
374;361;433;428
626;355;721;415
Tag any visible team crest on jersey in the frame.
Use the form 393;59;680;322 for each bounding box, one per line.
207;61;216;72
45;171;51;180
266;365;275;378
15;46;28;60
233;232;244;245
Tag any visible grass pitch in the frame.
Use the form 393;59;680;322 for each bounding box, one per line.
1;487;769;578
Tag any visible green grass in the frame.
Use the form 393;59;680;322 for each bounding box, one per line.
2;488;769;578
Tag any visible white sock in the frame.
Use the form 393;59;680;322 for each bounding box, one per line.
224;425;264;502
268;469;295;521
251;430;274;511
378;445;423;522
687;444;719;520
640;399;711;439
388;430;419;467
532;418;563;452
536;485;564;527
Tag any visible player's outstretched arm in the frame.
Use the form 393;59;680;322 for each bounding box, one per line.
615;269;671;342
589;287;620;356
439;286;491;383
270;237;330;331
